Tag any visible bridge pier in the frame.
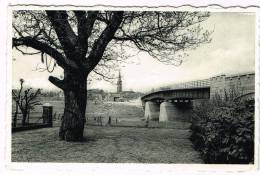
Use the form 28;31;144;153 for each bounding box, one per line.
159;101;173;122
144;101;160;120
159;100;192;122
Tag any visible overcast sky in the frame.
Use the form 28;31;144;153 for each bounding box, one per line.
12;12;255;92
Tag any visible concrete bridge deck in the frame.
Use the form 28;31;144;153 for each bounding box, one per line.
141;87;210;102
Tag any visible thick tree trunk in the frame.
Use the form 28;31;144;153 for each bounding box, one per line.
59;70;87;141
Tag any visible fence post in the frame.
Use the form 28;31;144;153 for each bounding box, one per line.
42;103;53;127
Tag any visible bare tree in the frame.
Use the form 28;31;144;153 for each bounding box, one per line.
12;10;211;141
12;79;41;126
12;78;24;127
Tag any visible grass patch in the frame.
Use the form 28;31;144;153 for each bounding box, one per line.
12;126;202;163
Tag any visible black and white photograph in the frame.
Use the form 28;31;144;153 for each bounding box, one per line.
2;2;259;174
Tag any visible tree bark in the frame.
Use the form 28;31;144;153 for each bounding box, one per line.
59;70;87;141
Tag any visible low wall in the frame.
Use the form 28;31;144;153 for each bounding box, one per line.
12;123;52;133
210;72;255;99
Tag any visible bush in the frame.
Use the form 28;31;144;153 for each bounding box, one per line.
191;97;254;164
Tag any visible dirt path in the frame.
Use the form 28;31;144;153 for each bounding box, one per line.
12;126;203;163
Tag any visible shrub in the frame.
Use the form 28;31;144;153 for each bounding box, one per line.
191;97;254;164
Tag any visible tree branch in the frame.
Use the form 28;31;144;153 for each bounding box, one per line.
46;11;78;58
48;76;65;90
86;11;124;71
13;37;78;69
74;11;98;56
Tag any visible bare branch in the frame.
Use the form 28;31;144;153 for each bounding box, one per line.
14;46;41;55
13;36;77;69
86;11;124;71
92;69;116;83
48;76;65;90
46;11;78;58
74;11;98;56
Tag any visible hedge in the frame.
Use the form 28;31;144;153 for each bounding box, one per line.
190;99;254;164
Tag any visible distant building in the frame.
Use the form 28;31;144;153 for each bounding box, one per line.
106;93;123;102
87;89;105;101
105;71;126;102
105;71;144;102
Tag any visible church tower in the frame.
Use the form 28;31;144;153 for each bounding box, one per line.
117;71;122;93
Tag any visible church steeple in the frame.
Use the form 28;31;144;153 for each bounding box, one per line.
117;71;122;93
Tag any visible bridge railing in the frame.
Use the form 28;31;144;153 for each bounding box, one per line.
149;79;211;93
170;79;211;89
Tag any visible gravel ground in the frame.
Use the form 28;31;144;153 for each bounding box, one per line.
12;126;203;163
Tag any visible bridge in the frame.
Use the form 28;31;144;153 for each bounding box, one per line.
141;72;255;122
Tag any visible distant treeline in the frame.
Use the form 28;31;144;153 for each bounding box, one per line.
87;89;144;101
12;88;144;101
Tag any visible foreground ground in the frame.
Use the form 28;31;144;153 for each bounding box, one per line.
12;126;202;163
12;99;202;163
